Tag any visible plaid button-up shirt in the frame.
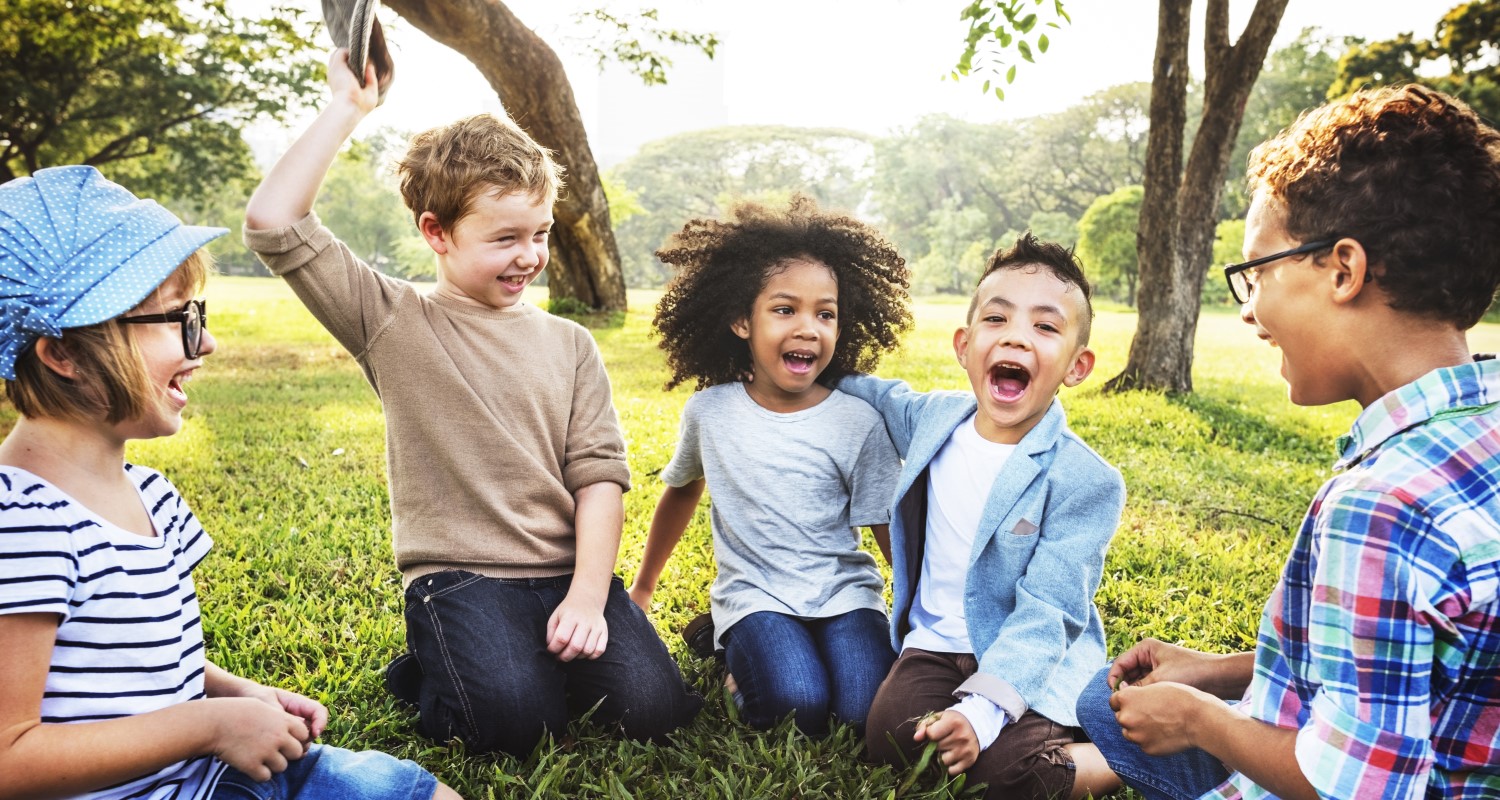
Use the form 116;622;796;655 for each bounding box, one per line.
1205;358;1500;800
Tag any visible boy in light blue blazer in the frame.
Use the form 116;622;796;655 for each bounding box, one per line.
841;233;1123;800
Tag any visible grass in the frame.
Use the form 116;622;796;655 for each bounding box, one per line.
40;277;1500;798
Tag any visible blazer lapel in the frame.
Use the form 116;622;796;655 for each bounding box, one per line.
967;399;1065;563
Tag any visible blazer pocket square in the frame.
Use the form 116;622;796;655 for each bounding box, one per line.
1011;518;1039;536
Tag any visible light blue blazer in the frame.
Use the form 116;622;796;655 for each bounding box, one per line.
839;374;1125;727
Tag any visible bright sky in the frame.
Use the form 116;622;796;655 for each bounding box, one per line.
244;0;1460;163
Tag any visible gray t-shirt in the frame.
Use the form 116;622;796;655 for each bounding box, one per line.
662;382;901;647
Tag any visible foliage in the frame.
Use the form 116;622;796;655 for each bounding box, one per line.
1222;28;1351;218
565;7;719;86
952;0;1070;100
74;279;1500;798
0;0;322;196
1330;0;1500;122
1075;185;1143;306
606;126;874;288
911;200;995;296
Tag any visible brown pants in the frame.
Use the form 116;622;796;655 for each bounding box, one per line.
865;648;1079;800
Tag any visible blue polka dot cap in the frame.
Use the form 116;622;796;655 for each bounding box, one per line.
0;165;227;379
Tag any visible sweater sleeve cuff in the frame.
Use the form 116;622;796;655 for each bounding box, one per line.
242;211;336;276
955;671;1028;723
563;459;632;495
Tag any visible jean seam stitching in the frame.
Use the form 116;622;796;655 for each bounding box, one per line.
421;595;478;739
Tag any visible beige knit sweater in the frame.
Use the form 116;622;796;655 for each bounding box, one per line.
245;213;631;584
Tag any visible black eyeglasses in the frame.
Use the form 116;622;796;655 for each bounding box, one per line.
118;299;207;359
1222;238;1341;304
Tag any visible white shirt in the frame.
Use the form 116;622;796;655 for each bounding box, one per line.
902;414;1015;749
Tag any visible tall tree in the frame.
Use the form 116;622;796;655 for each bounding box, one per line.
379;1;713;312
0;0;321;198
958;0;1287;392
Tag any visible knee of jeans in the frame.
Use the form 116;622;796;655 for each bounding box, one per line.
1073;667;1117;737
749;676;829;722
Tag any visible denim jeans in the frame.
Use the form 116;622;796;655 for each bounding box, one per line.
1075;667;1231;800
400;571;703;756
721;608;894;734
212;744;437;800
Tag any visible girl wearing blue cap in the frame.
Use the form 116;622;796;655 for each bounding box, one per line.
0;166;460;800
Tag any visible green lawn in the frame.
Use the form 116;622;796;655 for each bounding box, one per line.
80;277;1500;798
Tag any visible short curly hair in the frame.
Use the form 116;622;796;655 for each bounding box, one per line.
1246;84;1500;329
653;196;912;391
970;232;1095;346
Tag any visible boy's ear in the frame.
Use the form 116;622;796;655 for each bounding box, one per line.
1062;345;1096;388
1328;237;1374;306
952;326;971;367
33;337;78;379
417;212;450;255
730;316;751;341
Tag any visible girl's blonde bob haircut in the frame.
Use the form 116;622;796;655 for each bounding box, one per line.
5;249;212;424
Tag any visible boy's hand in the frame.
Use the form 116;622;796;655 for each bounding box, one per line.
1109;638;1250;698
914;709;980;775
547;592;609;661
210;697;313;782
1109;681;1218;756
626;581;654;613
327;48;381;116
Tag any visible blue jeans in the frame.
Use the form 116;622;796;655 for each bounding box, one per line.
1075;667;1231;800
400;571;703;756
212;744;436;800
722;608;895;734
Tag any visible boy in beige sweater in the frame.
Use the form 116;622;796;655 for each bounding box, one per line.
244;50;701;757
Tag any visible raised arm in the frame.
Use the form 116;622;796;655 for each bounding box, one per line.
629;479;707;611
244;49;380;231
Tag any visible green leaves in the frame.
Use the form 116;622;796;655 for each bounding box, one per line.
950;0;1068;101
0;0;321;187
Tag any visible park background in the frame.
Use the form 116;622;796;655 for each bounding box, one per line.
5;0;1500;796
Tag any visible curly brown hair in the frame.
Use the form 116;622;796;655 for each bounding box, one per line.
1246;84;1500;328
653;196;912;391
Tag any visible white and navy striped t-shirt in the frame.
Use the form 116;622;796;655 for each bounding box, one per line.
0;464;227;800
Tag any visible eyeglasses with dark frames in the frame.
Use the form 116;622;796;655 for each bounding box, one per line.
1222;238;1346;304
118;299;207;360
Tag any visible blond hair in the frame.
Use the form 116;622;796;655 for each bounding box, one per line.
397;113;564;231
6;250;211;423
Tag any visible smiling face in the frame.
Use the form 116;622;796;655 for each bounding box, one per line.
423;188;553;310
732;258;840;412
116;286;215;441
1238;192;1351;407
956;266;1095;444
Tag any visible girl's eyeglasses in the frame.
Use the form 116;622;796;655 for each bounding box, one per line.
118;299;207;359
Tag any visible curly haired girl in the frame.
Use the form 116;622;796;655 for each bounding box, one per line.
628;195;912;734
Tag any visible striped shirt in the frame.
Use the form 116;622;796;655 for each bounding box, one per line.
1204;359;1500;800
0;464;226;800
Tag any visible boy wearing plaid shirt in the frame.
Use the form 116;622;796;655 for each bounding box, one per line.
1074;85;1500;799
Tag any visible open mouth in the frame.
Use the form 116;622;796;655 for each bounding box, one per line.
782;350;818;376
166;370;193;405
498;275;527;290
988;361;1031;401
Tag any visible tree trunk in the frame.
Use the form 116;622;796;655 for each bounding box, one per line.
381;0;628;312
1106;0;1288;393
